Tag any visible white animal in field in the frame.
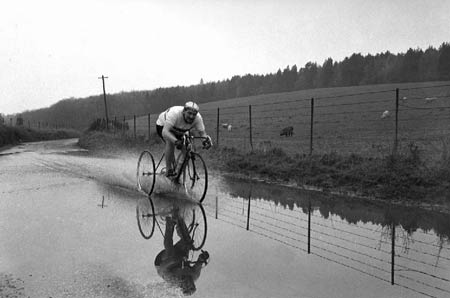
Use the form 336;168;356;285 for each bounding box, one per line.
221;123;232;131
381;110;390;119
425;97;437;103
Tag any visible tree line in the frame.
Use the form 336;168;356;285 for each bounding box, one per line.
13;42;450;130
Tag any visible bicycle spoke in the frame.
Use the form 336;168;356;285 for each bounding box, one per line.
136;197;156;239
137;151;156;195
185;153;208;203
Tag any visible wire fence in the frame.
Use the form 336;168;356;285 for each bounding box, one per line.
116;82;450;161
202;191;450;298
7;83;450;161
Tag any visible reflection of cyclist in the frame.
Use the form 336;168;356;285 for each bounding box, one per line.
156;101;212;178
154;212;209;295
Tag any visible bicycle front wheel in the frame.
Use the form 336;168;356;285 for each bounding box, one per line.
137;151;156;195
136;197;156;239
185;152;208;203
182;203;207;250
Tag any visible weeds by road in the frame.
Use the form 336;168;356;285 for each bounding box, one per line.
0;124;80;148
78;131;450;212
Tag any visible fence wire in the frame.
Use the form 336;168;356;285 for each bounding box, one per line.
204;195;450;298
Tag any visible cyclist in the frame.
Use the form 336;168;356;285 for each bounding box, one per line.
156;101;212;178
154;209;209;295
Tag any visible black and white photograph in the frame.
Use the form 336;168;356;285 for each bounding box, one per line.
1;0;450;297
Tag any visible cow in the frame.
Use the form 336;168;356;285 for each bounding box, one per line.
280;126;294;137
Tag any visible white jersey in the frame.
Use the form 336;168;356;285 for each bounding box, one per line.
156;106;205;135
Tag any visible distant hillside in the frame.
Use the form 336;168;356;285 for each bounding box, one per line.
9;42;450;130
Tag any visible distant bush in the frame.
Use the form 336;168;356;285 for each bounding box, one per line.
0;124;80;147
87;118;129;132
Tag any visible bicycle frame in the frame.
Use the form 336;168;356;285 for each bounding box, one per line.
154;133;207;183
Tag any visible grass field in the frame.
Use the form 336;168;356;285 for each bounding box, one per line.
126;81;450;163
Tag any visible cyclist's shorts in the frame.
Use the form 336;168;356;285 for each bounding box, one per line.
156;125;164;141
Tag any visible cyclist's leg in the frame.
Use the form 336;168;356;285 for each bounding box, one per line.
164;215;176;253
176;217;190;241
165;142;176;176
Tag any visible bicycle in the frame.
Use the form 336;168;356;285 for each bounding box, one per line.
136;196;208;251
136;132;209;203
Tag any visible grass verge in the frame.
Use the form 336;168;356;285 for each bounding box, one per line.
78;130;450;210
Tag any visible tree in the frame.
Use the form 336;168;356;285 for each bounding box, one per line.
400;48;423;82
318;58;334;87
16;115;24;126
339;53;365;86
438;42;450;80
418;47;439;81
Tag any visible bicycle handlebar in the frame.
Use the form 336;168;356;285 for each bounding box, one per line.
180;134;212;150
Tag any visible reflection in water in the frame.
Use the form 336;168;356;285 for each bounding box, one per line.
220;176;450;242
152;197;210;296
212;176;450;298
94;181;210;296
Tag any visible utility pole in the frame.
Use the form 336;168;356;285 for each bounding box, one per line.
98;75;109;129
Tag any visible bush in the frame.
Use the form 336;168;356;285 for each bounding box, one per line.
0;124;80;147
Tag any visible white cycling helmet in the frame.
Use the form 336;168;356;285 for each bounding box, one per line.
184;101;199;112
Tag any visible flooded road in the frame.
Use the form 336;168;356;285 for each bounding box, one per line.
1;139;449;297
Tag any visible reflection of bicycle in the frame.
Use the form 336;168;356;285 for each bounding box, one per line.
136;197;208;251
136;132;209;203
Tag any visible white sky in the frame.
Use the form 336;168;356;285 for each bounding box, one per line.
1;0;449;115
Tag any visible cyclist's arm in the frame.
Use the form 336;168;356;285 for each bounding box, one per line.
171;263;202;281
198;130;208;138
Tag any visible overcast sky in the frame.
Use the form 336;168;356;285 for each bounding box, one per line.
1;0;449;115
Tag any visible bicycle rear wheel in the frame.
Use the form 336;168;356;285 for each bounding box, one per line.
182;203;207;250
185;152;208;203
137;151;156;195
136;197;156;239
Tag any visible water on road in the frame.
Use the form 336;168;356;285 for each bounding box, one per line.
1;139;449;298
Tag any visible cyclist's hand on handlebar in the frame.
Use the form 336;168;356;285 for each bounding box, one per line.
199;250;209;264
202;135;212;149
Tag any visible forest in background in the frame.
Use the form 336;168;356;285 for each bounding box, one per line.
4;42;450;130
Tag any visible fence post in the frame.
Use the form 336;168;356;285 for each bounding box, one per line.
216;108;220;147
148;113;151;141
391;222;396;285
310;97;314;155
249;105;253;151
133;115;136;139
215;195;218;219
394;88;399;155
123;116;126;134
114;116;117;135
246;189;252;230
308;199;311;254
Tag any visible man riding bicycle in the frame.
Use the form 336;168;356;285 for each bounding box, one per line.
156;101;212;178
154;208;209;295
